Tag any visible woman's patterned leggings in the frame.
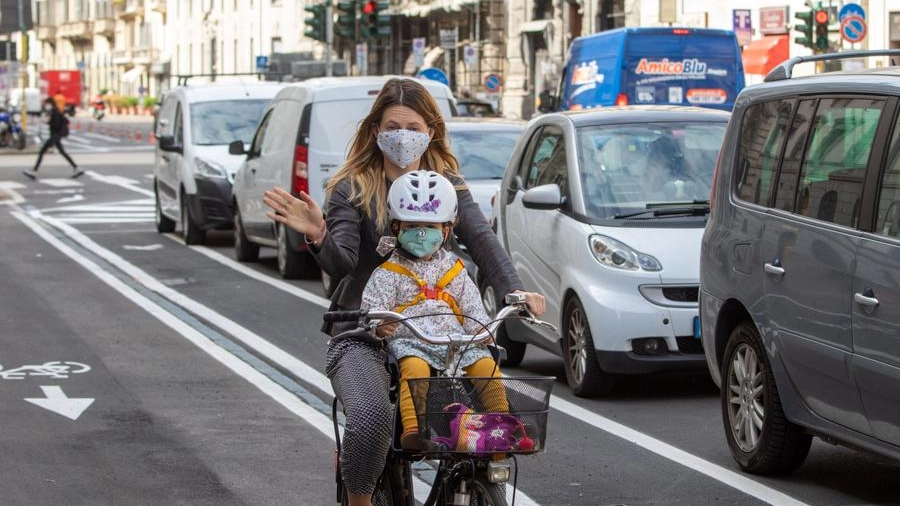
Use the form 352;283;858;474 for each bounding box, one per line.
326;339;393;496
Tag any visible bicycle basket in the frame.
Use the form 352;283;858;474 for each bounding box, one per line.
407;376;554;456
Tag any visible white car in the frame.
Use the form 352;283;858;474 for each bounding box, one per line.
488;106;729;397
230;76;456;283
153;81;283;244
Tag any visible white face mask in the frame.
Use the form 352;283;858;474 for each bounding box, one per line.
377;129;430;169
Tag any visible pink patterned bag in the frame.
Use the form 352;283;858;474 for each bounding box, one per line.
431;402;535;456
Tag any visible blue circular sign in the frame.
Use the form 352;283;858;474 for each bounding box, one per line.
484;73;502;92
841;15;867;43
417;67;449;86
839;3;865;21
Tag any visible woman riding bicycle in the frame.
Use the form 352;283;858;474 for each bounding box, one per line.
262;78;545;506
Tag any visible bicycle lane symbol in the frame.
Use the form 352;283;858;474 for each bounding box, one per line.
1;361;95;420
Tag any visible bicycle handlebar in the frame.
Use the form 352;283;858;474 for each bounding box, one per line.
325;293;557;345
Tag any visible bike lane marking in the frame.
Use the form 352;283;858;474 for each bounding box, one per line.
16;210;542;506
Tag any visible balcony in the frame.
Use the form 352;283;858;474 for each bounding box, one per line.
112;49;133;65
114;0;142;20
148;0;166;14
59;21;94;41
93;18;115;38
36;25;57;41
132;47;159;65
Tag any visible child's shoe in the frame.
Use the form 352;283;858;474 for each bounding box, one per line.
400;431;436;452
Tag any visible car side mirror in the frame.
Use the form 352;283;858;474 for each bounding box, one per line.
228;140;247;155
157;134;182;154
522;184;563;210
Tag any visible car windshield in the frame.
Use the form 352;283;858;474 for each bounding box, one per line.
577;121;726;219
190;99;270;146
449;128;522;180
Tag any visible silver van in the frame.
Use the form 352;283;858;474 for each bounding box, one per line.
153;81;283;244
700;51;900;474
231;76;456;283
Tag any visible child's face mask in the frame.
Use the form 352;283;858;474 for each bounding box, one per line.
398;226;444;258
377;129;430;169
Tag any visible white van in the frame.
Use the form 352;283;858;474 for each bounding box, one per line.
153;81;283;244
231;75;456;282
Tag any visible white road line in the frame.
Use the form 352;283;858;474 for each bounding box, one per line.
82;132;122;143
19;211;542;506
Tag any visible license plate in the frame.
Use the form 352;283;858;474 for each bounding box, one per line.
693;315;701;339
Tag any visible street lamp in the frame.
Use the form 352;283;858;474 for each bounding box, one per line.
202;7;220;81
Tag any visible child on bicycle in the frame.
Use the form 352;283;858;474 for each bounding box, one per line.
360;170;509;452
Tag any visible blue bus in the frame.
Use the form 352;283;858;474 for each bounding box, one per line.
553;27;745;112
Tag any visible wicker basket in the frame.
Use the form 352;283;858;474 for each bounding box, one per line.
407;376;554;456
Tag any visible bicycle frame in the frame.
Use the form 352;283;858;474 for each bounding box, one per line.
328;295;556;506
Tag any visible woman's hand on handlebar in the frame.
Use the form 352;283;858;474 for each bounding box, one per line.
511;290;546;316
263;187;325;238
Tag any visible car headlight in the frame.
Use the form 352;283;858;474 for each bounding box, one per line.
194;157;227;179
589;234;662;271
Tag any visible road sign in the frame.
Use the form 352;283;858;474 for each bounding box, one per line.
732;9;752;46
417;67;448;86
484;73;502;92
255;55;268;72
841;15;867;43
839;3;865;22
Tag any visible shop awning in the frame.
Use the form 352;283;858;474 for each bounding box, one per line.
742;35;789;76
393;0;476;17
121;65;146;83
519;19;553;34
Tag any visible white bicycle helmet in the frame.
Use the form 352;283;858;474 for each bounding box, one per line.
388;170;458;223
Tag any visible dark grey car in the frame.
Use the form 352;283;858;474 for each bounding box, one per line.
700;51;900;475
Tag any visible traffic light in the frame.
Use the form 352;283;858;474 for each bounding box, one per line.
334;0;357;39
360;0;391;39
814;9;829;52
304;3;326;42
793;9;814;50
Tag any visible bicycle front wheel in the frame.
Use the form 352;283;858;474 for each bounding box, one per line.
470;477;508;506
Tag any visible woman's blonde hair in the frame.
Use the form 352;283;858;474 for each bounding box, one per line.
325;78;461;231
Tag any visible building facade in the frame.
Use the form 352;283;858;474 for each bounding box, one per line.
12;0;900;116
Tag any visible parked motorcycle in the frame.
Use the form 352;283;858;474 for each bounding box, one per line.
92;97;105;121
0;110;26;150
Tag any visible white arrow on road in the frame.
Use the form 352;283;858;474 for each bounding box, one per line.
25;386;94;420
56;194;85;204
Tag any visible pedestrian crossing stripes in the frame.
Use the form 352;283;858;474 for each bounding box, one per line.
41;197;155;224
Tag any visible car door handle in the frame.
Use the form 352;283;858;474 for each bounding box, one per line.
161;155;169;162
854;288;879;309
764;260;785;279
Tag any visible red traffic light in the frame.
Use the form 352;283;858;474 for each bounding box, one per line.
815;9;828;24
362;0;376;14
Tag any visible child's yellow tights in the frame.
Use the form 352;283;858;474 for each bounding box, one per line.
398;356;509;438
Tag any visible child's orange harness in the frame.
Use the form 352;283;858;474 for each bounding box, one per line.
379;259;466;325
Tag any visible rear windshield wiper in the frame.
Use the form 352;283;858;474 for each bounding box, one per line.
613;200;710;219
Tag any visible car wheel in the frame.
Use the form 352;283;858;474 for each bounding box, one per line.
180;192;206;245
721;321;811;475
155;183;175;233
233;205;259;262
277;224;315;279
561;296;614;397
480;281;526;366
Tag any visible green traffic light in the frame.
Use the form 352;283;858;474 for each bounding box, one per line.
793;10;815;50
304;4;326;42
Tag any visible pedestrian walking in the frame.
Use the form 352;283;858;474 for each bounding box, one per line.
22;97;82;180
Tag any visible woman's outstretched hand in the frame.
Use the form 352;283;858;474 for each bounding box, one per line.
263;187;325;237
512;290;546;316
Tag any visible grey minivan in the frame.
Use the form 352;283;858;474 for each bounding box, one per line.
700;51;900;474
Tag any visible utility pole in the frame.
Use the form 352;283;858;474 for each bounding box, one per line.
325;1;333;77
17;0;27;133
